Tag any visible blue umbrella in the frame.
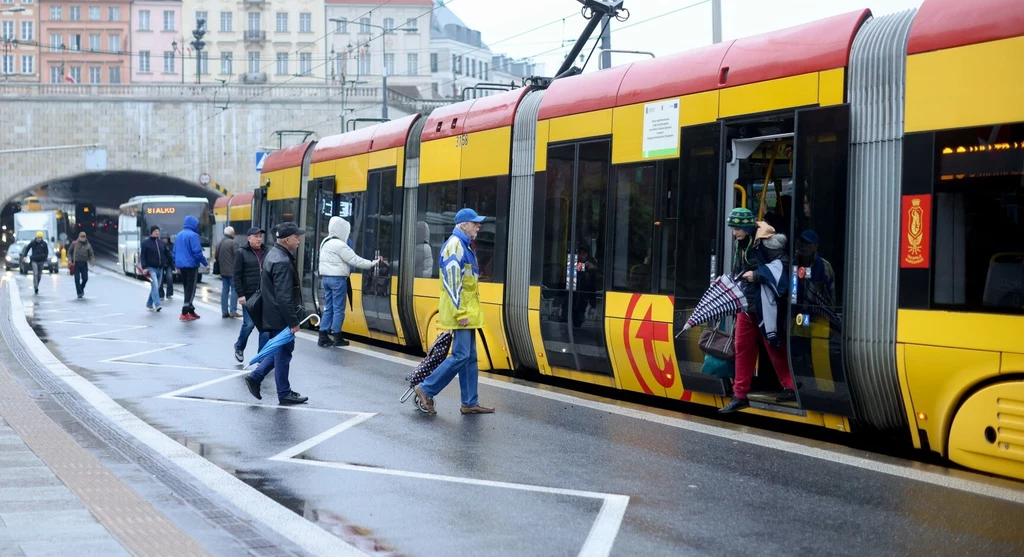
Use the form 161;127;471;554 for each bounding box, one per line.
245;313;320;369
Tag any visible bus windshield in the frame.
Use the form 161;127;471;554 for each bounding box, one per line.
142;202;212;246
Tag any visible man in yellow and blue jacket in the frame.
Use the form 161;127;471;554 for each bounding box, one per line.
413;208;495;415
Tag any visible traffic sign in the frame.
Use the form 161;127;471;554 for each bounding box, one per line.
256;152;269;172
199;172;211;186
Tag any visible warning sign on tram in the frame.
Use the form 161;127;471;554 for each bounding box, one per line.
642;99;680;159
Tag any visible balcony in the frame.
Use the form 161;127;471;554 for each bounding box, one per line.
240;72;267;84
242;0;267;6
243;30;266;44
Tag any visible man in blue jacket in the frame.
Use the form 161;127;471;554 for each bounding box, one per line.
173;215;209;321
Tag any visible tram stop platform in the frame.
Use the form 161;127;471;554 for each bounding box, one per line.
2;267;1024;557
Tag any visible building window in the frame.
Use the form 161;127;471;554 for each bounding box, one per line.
163;51;174;73
471;59;476;78
88;33;99;51
383;17;394;33
139;51;150;73
88;6;99;21
21;55;33;75
248;52;259;74
430;53;438;73
0;21;11;40
50;66;61;83
108;7;119;22
334;18;346;33
108;34;120;53
457;55;462;74
109;66;120;84
69;66;81;83
451;54;456;74
69;34;80;51
138;10;149;31
163;10;175;31
384;53;394;76
50;5;61;21
49;34;61;52
88;66;100;83
198;51;208;74
1;55;13;75
220;52;232;75
21;0;33;5
299;12;311;33
407;53;417;76
195;11;206;29
248;12;260;32
299;52;311;74
359;17;369;34
275;12;287;33
275;52;288;75
358;50;370;75
483;63;488;80
69;6;80;21
406;18;418;32
220;12;232;32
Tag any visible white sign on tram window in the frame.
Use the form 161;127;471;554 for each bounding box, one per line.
339;201;353;218
642;99;680;159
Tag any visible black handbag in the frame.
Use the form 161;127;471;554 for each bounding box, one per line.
698;321;735;361
244;290;265;332
213;260;220;275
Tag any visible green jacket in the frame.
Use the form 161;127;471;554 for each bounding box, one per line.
69;239;95;265
438;228;483;329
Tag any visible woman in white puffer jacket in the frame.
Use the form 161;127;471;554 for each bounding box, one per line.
318;216;378;347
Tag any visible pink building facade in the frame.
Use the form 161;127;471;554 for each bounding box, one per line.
39;0;133;84
130;0;180;83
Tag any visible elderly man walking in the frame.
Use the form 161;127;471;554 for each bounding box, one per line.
216;226;240;318
413;208;494;415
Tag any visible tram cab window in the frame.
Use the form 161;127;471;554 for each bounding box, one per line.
462;176;509;283
612;164;656;292
417;181;458;279
933;123;1024;314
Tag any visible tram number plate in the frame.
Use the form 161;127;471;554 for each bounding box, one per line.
455;134;469;148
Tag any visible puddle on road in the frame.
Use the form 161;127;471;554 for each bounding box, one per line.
29;321;49;345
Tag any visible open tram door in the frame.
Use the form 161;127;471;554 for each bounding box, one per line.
361;167;402;337
252;182;272;234
308;177;337;315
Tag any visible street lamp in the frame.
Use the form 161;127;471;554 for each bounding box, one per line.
329;18;413;120
190;19;206;84
171;39;186;84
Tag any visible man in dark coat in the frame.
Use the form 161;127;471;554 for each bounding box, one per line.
21;231;49;295
160;236;174;299
233;227;269;362
243;223;308;405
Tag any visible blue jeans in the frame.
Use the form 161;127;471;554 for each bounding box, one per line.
235;307;270;352
248;329;294;398
162;267;174;297
420;328;479;407
320;276;347;333
146;267;162;308
221;277;237;314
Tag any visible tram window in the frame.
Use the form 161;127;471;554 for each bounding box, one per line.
417;181;458;278
575;141;610;294
541;145;575;290
676;124;720;303
339;192;365;258
462;176;509;283
933;123;1024;314
795;131;846;307
659;161;680;294
612;163;656;292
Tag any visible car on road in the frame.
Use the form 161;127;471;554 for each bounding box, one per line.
5;240;60;274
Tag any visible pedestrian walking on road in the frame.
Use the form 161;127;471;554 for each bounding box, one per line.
160;236;174;299
173;215;209;321
317;216;379;347
69;231;95;299
243;222;309;405
216;226;240;318
139;226;164;312
233;227;270;362
413;208;494;415
21;231;49;295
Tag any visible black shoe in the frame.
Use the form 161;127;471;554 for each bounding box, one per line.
77;294;83;299
317;330;332;347
719;397;750;414
244;376;262;400
333;334;349;347
234;348;244;363
34;288;38;295
776;388;797;403
279;391;308;405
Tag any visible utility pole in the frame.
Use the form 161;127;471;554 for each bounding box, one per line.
599;15;611;70
380;30;388;120
191;19;206;84
712;0;722;44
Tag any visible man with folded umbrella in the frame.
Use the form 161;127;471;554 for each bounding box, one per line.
243;222;308;406
720;207;796;413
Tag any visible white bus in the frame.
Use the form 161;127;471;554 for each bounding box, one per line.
118;196;213;281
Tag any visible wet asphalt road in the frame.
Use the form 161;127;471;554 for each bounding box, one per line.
13;268;1024;557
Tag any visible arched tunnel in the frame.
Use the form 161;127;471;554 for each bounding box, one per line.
2;171;222;271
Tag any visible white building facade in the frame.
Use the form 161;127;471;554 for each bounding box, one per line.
429;0;493;100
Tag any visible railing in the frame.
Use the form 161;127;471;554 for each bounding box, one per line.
243;30;267;43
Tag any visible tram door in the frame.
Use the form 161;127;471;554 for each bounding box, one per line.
252;185;271;233
361;167;402;336
309;177;337;315
787;105;855;417
538;140;613;375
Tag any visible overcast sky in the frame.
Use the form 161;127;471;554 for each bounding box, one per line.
446;0;924;74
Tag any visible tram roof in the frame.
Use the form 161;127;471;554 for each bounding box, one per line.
228;192;253;207
538;9;870;121
421;88;529;143
261;141;314;173
310;114;421;163
908;0;1024;55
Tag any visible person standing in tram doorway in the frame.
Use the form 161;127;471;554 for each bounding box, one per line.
173;215;209;321
317;216;380;348
69;231;95;299
215;226;240;318
21;231;49;295
139;226;164;312
413;208;495;415
720;207;797;413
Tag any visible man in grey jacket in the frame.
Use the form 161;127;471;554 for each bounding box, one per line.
215;226;239;318
317;217;379;347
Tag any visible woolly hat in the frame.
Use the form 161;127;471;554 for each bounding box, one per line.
727;207;757;233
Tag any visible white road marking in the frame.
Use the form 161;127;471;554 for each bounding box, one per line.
268;414;377;461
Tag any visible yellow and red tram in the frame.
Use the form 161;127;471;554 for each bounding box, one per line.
255;0;1024;479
